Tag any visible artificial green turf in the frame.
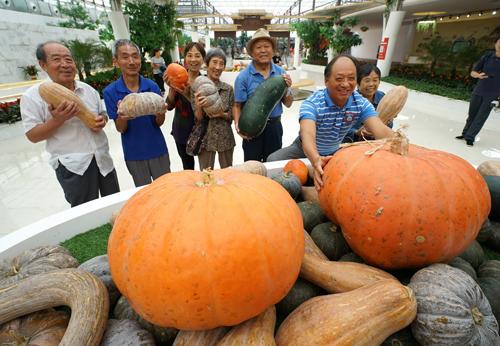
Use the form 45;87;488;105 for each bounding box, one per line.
60;222;500;265
60;223;112;264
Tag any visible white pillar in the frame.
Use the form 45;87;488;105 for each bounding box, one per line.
108;11;130;40
327;48;334;63
171;41;180;63
376;10;405;77
293;35;301;68
204;36;211;51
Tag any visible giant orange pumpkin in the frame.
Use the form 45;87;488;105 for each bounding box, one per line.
108;169;304;330
318;135;491;269
165;63;188;91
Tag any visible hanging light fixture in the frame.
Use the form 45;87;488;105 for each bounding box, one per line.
466;13;470;18
493;10;497;15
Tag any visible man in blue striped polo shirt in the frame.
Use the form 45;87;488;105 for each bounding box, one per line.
268;55;393;189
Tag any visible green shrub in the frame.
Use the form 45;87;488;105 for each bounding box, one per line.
382;75;471;101
84;68;120;97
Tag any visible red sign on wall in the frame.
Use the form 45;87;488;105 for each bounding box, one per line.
378;37;389;60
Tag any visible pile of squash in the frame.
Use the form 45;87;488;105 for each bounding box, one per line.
0;155;499;345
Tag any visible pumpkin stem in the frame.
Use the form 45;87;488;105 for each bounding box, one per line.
389;129;409;156
10;265;19;276
471;307;484;326
196;169;218;187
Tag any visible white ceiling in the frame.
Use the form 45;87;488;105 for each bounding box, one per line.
207;0;335;16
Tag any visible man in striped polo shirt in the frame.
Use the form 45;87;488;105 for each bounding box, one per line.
268;55;393;190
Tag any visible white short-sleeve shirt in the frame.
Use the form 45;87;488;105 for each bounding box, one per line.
21;81;115;176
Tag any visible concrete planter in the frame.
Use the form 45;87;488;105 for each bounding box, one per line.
301;63;326;74
0;160;301;261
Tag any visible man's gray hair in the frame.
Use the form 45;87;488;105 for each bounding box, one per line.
205;48;227;66
35;41;65;62
112;39;141;58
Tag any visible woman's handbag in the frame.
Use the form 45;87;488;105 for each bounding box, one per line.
186;117;209;156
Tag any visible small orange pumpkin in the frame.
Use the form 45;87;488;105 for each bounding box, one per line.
165;63;188;91
283;159;308;185
319;133;491;269
108;169;304;330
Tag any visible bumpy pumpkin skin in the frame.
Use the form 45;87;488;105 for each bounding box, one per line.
109;169;304;330
319;143;491;269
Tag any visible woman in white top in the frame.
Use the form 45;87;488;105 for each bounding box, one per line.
151;48;166;93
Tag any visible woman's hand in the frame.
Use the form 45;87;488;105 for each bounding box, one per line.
163;73;186;94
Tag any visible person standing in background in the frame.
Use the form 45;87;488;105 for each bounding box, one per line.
151;48;166;93
456;36;500;147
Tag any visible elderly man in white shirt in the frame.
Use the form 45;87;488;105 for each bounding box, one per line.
20;41;120;207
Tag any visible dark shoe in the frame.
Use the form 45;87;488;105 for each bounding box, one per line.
455;135;465;140
466;140;474;147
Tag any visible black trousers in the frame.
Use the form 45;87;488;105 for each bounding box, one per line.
153;73;165;92
55;157;120;207
242;118;283;162
462;94;496;141
175;141;195;170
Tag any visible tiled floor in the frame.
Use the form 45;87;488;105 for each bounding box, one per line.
1;68;499;236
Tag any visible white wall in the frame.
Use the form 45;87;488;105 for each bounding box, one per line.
0;9;99;83
351;19;416;64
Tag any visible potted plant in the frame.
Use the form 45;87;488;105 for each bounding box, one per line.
19;65;39;80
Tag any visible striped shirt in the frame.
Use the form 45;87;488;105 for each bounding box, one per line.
300;89;377;155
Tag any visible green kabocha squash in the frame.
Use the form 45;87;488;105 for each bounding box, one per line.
238;76;287;138
114;296;178;344
100;319;155;346
79;255;120;309
338;252;364;263
458;240;485;270
448;256;478;281
276;278;326;317
310;222;350;260
485;221;500;251
483;176;500;222
477;219;495;243
297;201;328;232
381;327;419;346
409;264;500;345
477;260;500;323
272;171;302;200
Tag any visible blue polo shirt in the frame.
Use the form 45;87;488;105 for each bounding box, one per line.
103;76;168;161
300;89;377;155
234;62;286;118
